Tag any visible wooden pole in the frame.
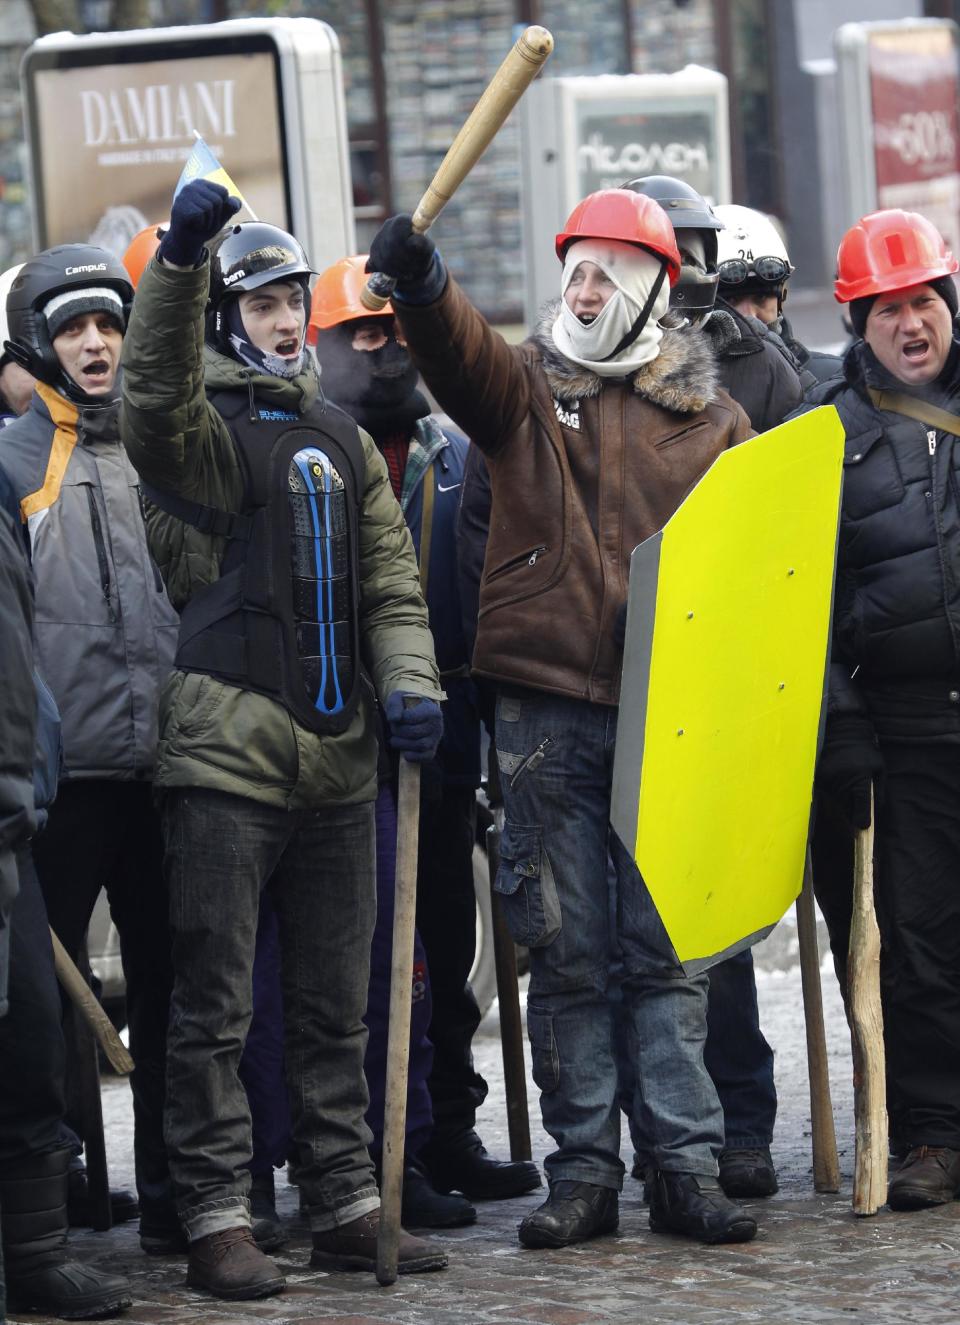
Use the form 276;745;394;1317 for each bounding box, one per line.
50;927;134;1076
796;851;840;1192
487;820;532;1162
376;753;421;1285
848;787;887;1216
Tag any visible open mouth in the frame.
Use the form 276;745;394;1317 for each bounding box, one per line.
577;313;597;326
902;338;930;362
82;359;110;382
275;338;300;357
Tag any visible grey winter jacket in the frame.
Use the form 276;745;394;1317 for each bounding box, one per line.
0;383;178;779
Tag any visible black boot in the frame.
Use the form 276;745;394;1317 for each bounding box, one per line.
421;1127;542;1201
518;1180;619;1249
648;1170;757;1245
249;1171;286;1251
401;1158;476;1228
717;1146;778;1199
66;1159;140;1228
0;1147;132;1319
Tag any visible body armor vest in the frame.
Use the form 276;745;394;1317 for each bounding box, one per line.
143;389;365;736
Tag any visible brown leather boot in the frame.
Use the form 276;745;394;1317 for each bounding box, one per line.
186;1225;285;1300
310;1209;448;1273
888;1146;960;1210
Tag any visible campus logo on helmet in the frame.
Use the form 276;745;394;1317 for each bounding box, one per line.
65;263;108;276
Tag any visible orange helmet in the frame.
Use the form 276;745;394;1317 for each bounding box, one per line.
308;254;393;345
555;189;682;286
122;223;167;288
834;209;958;304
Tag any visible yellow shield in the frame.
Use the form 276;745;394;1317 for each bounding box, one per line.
610;408;844;973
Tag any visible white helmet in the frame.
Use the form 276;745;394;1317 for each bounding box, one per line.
714;205;793;291
0;263;24;357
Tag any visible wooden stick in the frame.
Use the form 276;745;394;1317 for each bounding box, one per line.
50;927;134;1076
848;787;887;1216
361;25;554;310
376;750;422;1286
487;820;532;1162
796;851;840;1193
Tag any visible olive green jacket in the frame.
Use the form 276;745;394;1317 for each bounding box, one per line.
120;256;440;808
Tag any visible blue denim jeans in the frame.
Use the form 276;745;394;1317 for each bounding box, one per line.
495;689;723;1191
162;787;379;1240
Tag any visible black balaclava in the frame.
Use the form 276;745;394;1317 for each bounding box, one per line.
313;319;429;441
223;277;310;379
849;275;959;337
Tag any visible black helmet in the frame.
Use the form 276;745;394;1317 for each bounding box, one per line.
621;176;722;321
4;244;132;405
207;222;314;353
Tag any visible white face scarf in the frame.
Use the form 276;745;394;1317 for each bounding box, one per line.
551;239;671;377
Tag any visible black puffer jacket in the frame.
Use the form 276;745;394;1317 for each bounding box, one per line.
779;315;843;388
798;338;960;741
704;300;804;432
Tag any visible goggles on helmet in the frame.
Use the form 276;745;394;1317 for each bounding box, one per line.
719;256;791;286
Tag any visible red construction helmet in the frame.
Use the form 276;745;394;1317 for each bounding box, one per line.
122;223;167;289
834;209;958;303
555;189;682;286
307;254;393;345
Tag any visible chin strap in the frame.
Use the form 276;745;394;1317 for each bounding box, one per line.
598;263;668;363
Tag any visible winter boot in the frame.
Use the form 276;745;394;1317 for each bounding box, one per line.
186;1226;285;1301
249;1170;287;1251
421;1127;541;1201
648;1170;758;1245
401;1158;476;1228
0;1147;132;1319
310;1209;448;1273
66;1158;139;1228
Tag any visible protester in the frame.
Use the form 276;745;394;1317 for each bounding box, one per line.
120;179;447;1299
310;255;540;1206
367;190;759;1249
1;246;179;1251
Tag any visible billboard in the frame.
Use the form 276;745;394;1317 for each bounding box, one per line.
836;19;960;254
20;18;355;271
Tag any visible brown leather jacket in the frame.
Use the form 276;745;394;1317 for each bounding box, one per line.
396;279;753;706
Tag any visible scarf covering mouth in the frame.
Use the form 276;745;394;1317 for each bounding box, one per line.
551;239;671;377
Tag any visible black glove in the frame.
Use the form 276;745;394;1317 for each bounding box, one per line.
367;215;437;288
613;603;628;650
817;713;884;833
158;180;240;268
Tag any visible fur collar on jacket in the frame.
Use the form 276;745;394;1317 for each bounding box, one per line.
532;300;721;414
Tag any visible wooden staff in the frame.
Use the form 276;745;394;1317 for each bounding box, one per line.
362;25;554;311
795;851;840;1192
50;927;134;1076
376;741;422;1286
487;818;532;1162
848;786;887;1216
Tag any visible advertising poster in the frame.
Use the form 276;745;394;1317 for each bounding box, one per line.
27;49;287;255
867;24;960;256
575;96;720;204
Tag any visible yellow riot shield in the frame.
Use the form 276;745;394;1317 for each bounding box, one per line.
610;407;844;974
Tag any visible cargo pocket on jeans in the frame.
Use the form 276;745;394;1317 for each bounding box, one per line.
526;1004;559;1094
494;823;561;948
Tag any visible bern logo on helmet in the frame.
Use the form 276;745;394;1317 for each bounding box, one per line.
64;263;108;275
223;269;247;286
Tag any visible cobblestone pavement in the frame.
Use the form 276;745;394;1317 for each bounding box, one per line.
14;920;960;1325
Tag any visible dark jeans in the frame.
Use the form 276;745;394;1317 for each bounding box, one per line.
704;949;777;1149
415;773;487;1135
162;787;378;1239
31;780;172;1218
238;782;436;1172
0;849;65;1164
813;742;960;1148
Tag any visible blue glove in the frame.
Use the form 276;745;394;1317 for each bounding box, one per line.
385;691;443;763
158;180;240;268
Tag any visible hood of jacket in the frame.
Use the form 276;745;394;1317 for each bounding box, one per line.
532;300;720;415
202;343;323;415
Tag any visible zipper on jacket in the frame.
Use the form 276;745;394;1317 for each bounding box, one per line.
928;429;938;456
510;736;552;789
136;486;164;592
527;546;546;565
86;487;117;622
487;546;548;581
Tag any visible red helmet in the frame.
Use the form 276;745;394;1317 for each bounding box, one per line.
308;254;393;345
555;189;682;286
834;209;958;303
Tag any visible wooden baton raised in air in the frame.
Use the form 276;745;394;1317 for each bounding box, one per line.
361;25;554;311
